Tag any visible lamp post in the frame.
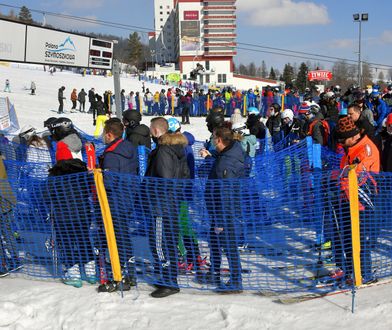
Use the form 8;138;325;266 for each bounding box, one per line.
353;13;368;88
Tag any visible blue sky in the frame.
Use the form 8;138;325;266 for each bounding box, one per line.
2;0;391;76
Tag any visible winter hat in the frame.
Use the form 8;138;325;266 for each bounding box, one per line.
281;109;294;122
232;122;249;135
325;91;334;98
298;102;311;114
336;117;360;139
167;117;181;133
248;107;260;115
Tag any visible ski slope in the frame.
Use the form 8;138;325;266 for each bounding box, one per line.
0;64;391;330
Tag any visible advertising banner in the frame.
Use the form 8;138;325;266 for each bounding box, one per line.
0;20;26;62
307;70;333;81
184;11;199;20
180;21;200;52
0;97;19;133
25;26;90;67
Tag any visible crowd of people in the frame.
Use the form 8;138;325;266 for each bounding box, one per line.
1;78;392;298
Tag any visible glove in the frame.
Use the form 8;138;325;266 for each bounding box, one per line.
93;119;96;126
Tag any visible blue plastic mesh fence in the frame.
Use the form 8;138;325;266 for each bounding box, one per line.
1;140;391;296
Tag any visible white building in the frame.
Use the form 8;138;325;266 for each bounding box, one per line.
151;0;278;90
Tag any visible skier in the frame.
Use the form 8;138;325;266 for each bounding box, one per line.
78;88;87;112
70;88;78;113
48;117;95;288
97;118;138;293
145;117;190;298
30;81;36;95
58;86;66;114
332;116;380;283
122;110;151;149
88;88;96;114
204;126;244;293
3;79;11;92
93;94;110;138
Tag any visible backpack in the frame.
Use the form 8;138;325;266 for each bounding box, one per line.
308;119;330;146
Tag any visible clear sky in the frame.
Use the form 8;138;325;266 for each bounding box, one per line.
1;0;391;76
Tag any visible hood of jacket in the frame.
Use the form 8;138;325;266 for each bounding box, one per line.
126;124;150;138
61;133;82;153
182;131;195;146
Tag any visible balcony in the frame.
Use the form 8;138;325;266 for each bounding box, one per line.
204;24;236;29
204;15;236;20
204;33;237;38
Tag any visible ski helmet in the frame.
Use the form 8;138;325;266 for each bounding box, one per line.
19;125;36;141
51;117;74;141
44;117;57;134
122;110;141;128
206;111;225;133
247;107;260;116
281;109;294;122
167;117;181;133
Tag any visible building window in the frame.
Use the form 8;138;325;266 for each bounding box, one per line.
167;11;170;15
183;74;187;80
160;25;163;28
160;18;163;21
206;74;210;83
167;5;170;9
205;61;210;70
218;74;227;83
160;11;163;14
160;5;162;9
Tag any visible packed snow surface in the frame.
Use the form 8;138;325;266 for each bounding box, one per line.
0;64;390;330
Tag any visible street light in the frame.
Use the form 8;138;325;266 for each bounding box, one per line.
353;13;368;88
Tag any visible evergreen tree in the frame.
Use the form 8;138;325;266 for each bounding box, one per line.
18;6;32;23
282;63;295;85
296;62;309;93
261;61;268;78
268;67;276;80
377;71;385;86
388;68;392;81
128;32;143;69
239;64;249;75
248;62;256;77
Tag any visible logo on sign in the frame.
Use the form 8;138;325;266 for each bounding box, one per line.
307;70;333;81
45;36;76;62
184;11;199;20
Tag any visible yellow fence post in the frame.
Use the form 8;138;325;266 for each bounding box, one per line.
243;95;247;116
348;167;362;287
281;93;285;112
207;95;210;113
93;169;122;282
139;95;143;115
171;95;175;116
0;158;16;204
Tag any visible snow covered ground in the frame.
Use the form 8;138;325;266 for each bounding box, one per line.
0;64;391;329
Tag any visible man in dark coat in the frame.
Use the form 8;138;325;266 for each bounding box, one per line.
58;86;66;114
205;127;245;293
381;113;392;172
97;118;138;293
88;88;96;114
347;103;377;147
145;117;190;298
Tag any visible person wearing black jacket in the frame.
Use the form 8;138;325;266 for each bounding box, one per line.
88;88;96;114
204;127;245;293
122;110;151;149
266;103;283;144
97;118;138;293
145;117;190;298
93;94;110;137
78;88;87;112
58;86;66;114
